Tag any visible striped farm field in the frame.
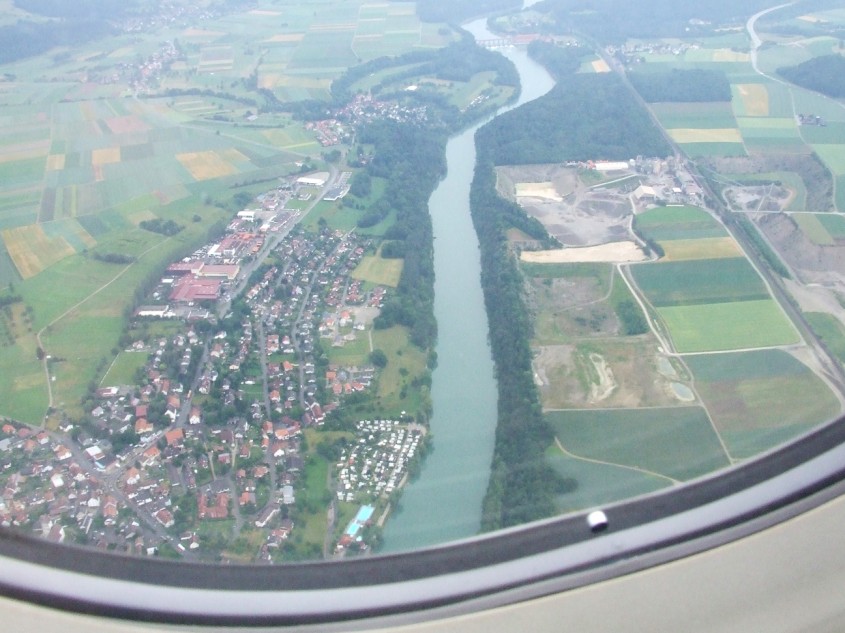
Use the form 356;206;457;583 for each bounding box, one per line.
793;213;834;245
686;349;840;457
2;224;76;278
816;213;845;238
660;236;743;261
632;257;767;307
658;299;799;353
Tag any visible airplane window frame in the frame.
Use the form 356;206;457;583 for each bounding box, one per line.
0;415;843;628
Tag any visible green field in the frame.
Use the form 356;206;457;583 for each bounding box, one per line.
632;257;768;307
370;326;429;417
686;350;841;457
101;351;148;387
805;312;845;365
800;122;845;145
650;101;738;129
793;213;834;245
816;213;845;238
679;142;747;157
812;144;845;175
548;407;729;481
657;299;799;353
547;446;670;515
634;205;726;242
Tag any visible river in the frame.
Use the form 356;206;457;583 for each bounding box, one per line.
380;19;555;553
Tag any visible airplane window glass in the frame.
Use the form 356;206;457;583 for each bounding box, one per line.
0;1;843;613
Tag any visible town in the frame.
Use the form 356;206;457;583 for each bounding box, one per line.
0;169;427;562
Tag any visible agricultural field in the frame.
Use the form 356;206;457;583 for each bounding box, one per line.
793;213;835;246
660;237;743;261
631;257;769;306
656;299;799;353
547;446;669;515
631;255;799;353
805;312;845;366
650;102;739;129
547;407;729;482
816;213;845;238
685;350;841;458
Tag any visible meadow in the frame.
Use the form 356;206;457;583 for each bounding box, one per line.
370;326;429;417
351;251;404;287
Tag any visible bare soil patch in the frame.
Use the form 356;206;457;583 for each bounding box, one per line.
533;341;684;409
755;213;845;290
704;155;832;213
521;241;648;264
497;164;635;246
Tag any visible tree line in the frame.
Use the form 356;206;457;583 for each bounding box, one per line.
473;36;671;528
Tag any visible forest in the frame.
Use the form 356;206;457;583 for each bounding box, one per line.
0;19;113;64
476;72;670;165
358;119;446;351
778;54;845;99
471;156;568;530
628;69;731;103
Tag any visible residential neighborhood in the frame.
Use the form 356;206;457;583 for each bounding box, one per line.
0;171;425;562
